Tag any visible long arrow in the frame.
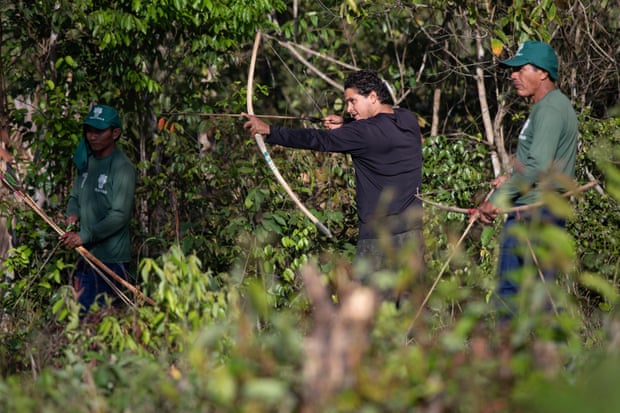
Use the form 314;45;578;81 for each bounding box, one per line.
0;170;155;306
160;112;325;123
406;179;600;342
406;188;495;342
416;180;600;216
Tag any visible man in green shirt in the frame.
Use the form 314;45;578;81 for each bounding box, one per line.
477;41;578;316
60;104;136;316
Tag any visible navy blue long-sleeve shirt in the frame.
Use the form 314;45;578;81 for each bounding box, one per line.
267;108;423;239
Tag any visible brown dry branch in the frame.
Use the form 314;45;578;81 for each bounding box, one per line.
1;175;154;307
417;180;599;216
416;193;473;214
300;263;378;413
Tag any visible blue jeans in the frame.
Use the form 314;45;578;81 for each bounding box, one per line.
75;260;129;315
496;207;566;315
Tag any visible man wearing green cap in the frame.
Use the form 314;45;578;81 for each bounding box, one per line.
60;104;136;316
477;41;578;317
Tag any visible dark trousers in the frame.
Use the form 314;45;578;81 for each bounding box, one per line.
75;261;129;315
353;229;425;302
496;207;566;315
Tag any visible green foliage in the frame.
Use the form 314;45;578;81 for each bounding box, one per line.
494;0;561;44
0;246;306;412
519;351;620;413
140;246;225;328
420;134;498;301
422;134;491;210
568;114;620;313
1;0;619;411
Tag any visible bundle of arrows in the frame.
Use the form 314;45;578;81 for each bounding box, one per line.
0;168;155;307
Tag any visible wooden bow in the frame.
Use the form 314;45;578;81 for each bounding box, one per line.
246;31;332;238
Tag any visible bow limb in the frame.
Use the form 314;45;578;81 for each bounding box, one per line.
246;31;332;238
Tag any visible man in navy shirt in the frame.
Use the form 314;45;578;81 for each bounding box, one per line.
243;70;424;301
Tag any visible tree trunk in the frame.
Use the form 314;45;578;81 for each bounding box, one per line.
300;263;377;412
475;30;502;177
431;87;441;137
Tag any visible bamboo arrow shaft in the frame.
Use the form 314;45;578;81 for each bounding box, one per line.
1;173;155;306
418;181;599;215
508;181;599;213
75;246;155;306
406;188;495;342
160;112;324;123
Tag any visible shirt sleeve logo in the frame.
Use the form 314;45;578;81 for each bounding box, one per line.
80;172;88;188
519;118;530;141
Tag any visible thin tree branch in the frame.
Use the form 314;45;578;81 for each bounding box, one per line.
416;192;473;214
266;35;344;92
417;180;600;216
509;180;600;213
264;33;359;71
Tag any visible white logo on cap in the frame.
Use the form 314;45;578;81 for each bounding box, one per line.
515;43;525;57
91;106;105;121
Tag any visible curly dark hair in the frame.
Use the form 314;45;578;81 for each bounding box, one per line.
344;70;393;105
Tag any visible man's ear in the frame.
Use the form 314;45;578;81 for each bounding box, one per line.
112;127;122;141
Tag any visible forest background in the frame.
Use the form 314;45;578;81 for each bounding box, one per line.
0;0;619;412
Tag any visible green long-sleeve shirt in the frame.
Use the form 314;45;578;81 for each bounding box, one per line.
66;148;136;263
490;89;578;208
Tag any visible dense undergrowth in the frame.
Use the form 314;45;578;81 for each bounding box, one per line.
0;115;618;412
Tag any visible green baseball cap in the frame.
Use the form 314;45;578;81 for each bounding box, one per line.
82;104;122;130
500;41;558;81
